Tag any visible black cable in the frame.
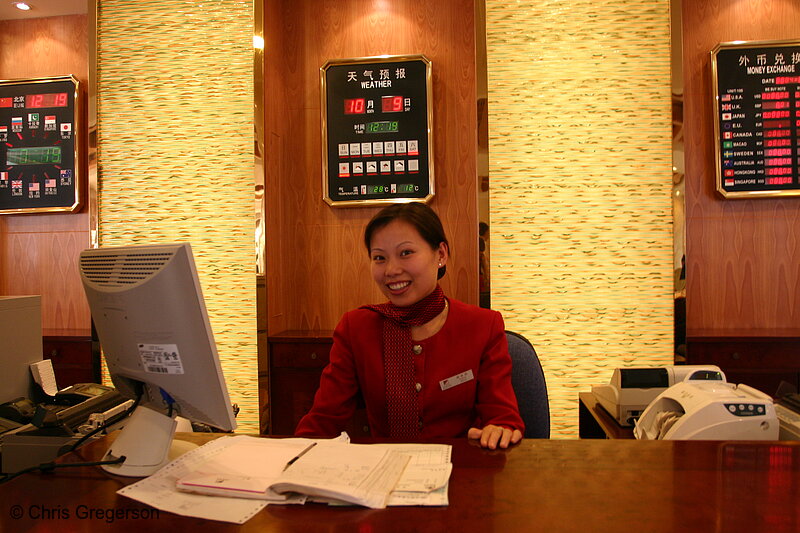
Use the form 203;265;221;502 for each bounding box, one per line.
1;384;151;485
0;456;126;485
65;384;144;454
64;394;140;453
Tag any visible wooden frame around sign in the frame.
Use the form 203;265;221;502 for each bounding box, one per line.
0;75;81;215
711;39;800;199
320;55;434;207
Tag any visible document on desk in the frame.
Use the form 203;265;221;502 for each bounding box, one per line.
174;437;316;501
118;435;347;523
117;436;279;524
376;443;452;506
117;436;451;523
268;441;410;509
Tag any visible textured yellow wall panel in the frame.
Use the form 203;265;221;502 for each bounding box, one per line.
96;0;257;432
486;0;674;437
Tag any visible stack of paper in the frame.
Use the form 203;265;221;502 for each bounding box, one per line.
117;435;452;523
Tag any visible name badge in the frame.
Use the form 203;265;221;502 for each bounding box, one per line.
439;369;474;391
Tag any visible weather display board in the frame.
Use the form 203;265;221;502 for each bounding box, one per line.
0;76;80;214
712;40;800;199
321;55;433;207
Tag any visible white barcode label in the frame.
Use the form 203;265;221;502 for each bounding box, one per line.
138;343;185;375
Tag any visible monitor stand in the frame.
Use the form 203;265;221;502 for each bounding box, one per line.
100;406;197;477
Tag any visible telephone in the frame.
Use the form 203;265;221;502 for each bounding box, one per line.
0;383;120;430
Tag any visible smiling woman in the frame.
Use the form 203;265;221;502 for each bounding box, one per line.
295;202;526;450
364;203;449;309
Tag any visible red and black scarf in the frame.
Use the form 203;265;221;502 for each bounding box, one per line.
362;285;446;438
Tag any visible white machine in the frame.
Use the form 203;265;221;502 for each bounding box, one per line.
633;381;778;440
592;366;725;427
0;296;43;404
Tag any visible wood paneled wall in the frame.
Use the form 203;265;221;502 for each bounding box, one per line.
683;1;800;335
0;15;90;330
264;0;478;334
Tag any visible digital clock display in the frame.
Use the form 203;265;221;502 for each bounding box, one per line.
344;98;366;115
367;121;398;134
7;146;62;165
25;93;69;108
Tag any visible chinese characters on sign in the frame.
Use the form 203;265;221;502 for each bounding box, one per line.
321;55;433;207
713;41;800;198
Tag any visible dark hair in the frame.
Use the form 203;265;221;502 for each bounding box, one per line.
364;202;450;279
479;222;489;237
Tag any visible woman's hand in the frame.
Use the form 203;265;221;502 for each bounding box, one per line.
467;425;523;449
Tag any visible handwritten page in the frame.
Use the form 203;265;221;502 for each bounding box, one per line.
270;441;410;509
375;443;452;506
175;436;315;501
393;463;453;492
117;434;451;523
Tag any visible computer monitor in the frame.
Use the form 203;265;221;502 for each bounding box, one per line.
79;243;236;476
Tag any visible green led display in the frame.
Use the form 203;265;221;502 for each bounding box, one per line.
366;121;399;134
7;146;62;165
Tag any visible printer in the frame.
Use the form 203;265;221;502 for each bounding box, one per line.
591;365;725;427
633;381;778;440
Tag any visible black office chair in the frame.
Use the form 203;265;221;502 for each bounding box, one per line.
506;331;550;438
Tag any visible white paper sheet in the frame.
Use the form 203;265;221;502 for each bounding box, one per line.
117;434;450;523
271;441;410;509
30;359;58;396
374;443;452;506
117;437;269;524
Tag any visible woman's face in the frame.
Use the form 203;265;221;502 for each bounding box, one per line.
369;219;448;307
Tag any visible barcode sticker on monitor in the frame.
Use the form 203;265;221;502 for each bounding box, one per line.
138;343;185;375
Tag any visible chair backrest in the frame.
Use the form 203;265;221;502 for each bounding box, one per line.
506;331;550;438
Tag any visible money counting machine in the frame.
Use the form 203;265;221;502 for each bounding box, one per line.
592;365;726;427
633;380;778;440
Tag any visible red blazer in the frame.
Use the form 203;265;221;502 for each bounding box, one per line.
295;298;524;438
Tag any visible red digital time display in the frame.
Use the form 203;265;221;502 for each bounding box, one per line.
25;92;69;108
344;98;365;115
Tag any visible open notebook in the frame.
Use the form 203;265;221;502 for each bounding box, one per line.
176;438;411;509
118;434;452;522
